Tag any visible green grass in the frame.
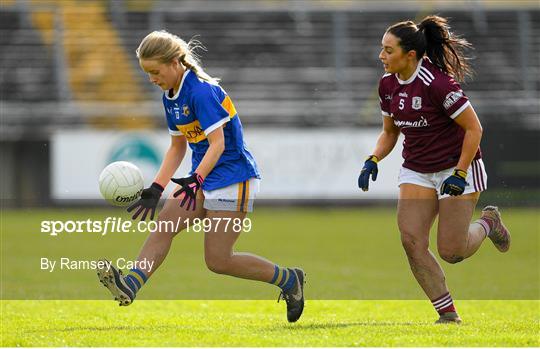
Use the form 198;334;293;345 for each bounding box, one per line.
2;207;538;300
1;300;538;346
1;207;539;346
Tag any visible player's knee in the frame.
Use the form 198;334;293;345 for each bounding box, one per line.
400;230;428;257
204;253;231;275
438;249;464;264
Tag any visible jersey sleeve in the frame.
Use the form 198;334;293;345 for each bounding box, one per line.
191;85;230;136
378;78;391;117
432;76;471;119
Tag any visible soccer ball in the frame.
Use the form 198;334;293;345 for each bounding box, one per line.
98;161;144;206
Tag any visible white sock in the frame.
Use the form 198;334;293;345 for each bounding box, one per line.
474;219;491;238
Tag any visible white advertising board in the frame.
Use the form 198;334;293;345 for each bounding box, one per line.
52;128;404;200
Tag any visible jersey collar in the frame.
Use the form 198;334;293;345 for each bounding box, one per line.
165;69;190;100
396;58;423;85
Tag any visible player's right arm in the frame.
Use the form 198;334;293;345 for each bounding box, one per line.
358;77;401;191
373;77;400;161
371;116;400;161
127;135;187;221
153;135;187;188
358;116;400;191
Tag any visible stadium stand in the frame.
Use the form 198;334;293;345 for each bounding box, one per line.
116;7;540;127
0;7;57;101
1;1;539;133
1;0;538;206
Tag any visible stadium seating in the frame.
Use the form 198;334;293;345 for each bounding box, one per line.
121;7;540;126
0;8;57;101
1;3;538;129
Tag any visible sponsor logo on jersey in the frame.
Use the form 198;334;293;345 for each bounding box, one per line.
385;94;392;100
186;126;204;141
393;116;429;129
443;90;464;110
399;92;408;98
177;120;206;143
412;96;422;110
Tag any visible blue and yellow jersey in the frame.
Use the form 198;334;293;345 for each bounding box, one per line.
163;70;260;191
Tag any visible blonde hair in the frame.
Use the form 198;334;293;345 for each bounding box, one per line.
136;30;219;84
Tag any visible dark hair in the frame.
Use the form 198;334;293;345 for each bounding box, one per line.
387;15;473;82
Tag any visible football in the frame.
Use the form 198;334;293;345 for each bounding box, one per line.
98;161;144;206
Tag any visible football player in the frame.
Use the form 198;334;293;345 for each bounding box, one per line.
97;31;305;323
358;15;510;324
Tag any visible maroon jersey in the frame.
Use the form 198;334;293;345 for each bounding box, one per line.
378;58;481;173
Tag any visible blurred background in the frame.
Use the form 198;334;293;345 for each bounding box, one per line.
1;0;538;301
1;0;539;205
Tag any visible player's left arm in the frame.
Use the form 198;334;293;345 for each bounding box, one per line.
170;126;225;210
194;126;225;178
453;105;483;172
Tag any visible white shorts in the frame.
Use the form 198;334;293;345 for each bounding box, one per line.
202;178;260;212
398;159;488;200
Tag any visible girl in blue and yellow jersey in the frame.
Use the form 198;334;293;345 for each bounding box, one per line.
96;31;304;323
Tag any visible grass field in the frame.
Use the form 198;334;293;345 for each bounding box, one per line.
1;300;539;346
1;207;539;346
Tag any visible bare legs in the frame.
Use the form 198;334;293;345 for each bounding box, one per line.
398;184;447;299
134;189;205;277
437;192;485;263
203;210;276;282
133;187;276;283
398;184;486;299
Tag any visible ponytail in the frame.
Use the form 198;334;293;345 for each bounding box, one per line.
178;38;220;84
136;31;219;84
387;15;473;82
417;16;473;82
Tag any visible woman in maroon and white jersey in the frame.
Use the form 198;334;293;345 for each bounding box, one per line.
358;15;511;324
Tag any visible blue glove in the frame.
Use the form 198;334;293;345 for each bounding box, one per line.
358;155;379;191
440;169;468;196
